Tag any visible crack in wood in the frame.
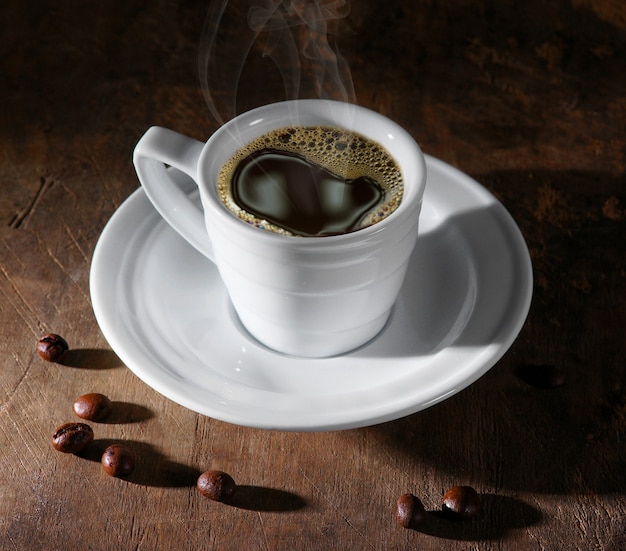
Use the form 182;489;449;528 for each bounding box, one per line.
8;177;54;229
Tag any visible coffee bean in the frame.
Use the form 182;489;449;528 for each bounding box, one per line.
101;444;135;477
52;422;94;453
73;393;113;421
442;486;481;520
197;470;237;502
396;493;426;529
516;364;565;388
37;333;69;363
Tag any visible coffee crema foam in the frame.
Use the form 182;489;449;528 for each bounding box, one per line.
217;126;403;236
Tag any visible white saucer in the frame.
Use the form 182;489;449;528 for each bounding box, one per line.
90;156;532;431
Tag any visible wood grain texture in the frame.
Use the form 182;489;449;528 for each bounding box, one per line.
1;1;625;549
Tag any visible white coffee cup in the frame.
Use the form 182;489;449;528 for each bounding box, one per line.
133;99;426;357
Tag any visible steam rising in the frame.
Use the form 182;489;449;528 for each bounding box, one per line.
199;0;355;126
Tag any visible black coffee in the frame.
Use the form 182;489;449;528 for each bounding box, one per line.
218;126;403;237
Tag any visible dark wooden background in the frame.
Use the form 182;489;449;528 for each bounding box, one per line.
1;1;625;549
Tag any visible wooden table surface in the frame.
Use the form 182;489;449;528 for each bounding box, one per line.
1;1;625;549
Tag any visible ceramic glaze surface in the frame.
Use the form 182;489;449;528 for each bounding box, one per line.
134;100;426;357
90;156;533;431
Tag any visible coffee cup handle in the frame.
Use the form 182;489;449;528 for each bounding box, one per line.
133;126;215;262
